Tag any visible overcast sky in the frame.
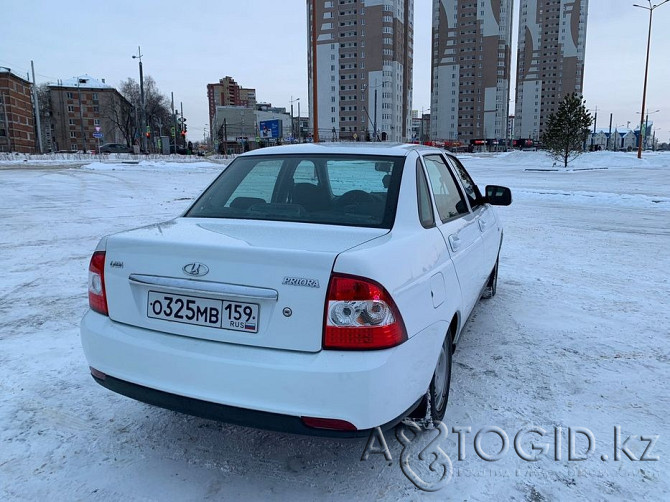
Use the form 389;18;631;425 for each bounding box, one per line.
2;0;669;142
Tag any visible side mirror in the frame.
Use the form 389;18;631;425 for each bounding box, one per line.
485;185;512;206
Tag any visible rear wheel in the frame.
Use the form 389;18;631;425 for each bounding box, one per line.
482;256;499;299
428;334;453;423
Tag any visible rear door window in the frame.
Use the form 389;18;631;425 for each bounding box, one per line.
447;156;483;209
422;154;469;222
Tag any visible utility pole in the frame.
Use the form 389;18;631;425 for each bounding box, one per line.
608;113;613;150
180;101;184;148
132;46;146;153
591;106;598;149
77;78;86;153
223;118;228;156
30;61;43;153
171;92;178;154
311;0;319;142
374;86;378;141
634;0;669;158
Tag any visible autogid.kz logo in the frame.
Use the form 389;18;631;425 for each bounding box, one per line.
361;421;660;492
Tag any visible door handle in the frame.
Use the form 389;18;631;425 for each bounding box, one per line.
478;219;487;231
448;234;461;252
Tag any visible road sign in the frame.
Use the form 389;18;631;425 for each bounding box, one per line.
92;132;103;138
95;126;101;132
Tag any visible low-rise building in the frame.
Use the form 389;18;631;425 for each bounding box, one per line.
47;75;131;152
213;105;291;153
0;68;36;153
589;128;637;151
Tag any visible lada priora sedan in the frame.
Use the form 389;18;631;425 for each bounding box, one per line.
81;143;512;436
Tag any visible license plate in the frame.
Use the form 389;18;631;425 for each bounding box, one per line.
147;291;259;333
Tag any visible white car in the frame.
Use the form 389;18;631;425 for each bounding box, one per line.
81;143;511;436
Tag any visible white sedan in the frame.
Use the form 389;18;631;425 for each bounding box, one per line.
81;143;511;436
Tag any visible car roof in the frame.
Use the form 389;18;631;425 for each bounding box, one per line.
239;142;446;158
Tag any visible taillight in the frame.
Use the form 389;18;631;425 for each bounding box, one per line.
323;273;407;350
88;251;108;316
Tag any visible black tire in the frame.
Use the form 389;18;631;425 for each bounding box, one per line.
428;333;453;424
482;256;499;299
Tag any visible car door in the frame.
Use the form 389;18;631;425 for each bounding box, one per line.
446;155;500;277
421;153;485;318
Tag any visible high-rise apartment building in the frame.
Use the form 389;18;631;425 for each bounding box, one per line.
207;77;257;138
430;0;514;145
514;0;588;140
307;0;413;142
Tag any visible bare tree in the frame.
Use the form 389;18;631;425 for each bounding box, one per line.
35;84;53;151
103;97;134;146
119;76;172;141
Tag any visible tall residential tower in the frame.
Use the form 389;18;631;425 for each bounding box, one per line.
430;0;514;145
514;0;588;140
307;0;413;142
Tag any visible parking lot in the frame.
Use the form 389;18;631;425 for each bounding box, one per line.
1;151;668;501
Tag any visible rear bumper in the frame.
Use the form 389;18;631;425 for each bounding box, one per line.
91;372;422;437
80;311;446;431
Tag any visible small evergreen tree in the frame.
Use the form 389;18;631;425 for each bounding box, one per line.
541;93;593;167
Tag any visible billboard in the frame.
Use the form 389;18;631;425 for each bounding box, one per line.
259;119;282;139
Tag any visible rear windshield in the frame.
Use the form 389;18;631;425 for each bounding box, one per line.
185;154;405;228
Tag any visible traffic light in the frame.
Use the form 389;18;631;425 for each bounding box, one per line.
145;126;151;138
183;118;187;133
181;130;186;137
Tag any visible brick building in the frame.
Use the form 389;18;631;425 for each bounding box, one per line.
207;77;257;140
0;67;37;153
47;75;131;152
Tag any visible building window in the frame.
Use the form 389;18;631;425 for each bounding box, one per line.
67;105;75;112
66;92;74;99
70;131;77;138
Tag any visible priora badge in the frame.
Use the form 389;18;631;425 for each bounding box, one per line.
183;262;209;277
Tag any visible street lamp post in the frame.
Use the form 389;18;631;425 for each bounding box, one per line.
420;107;430;143
290;97;300;141
634;0;669;158
132;46;146;153
368;80;390;142
636;108;660;150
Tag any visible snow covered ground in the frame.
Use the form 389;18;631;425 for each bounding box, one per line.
1;150;668;501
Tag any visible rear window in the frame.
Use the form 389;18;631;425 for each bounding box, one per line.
185;154;405;228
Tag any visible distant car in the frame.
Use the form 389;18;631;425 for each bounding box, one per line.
81;143;512;436
99;143;132;154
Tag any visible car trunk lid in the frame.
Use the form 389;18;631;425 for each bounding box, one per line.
103;218;387;352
